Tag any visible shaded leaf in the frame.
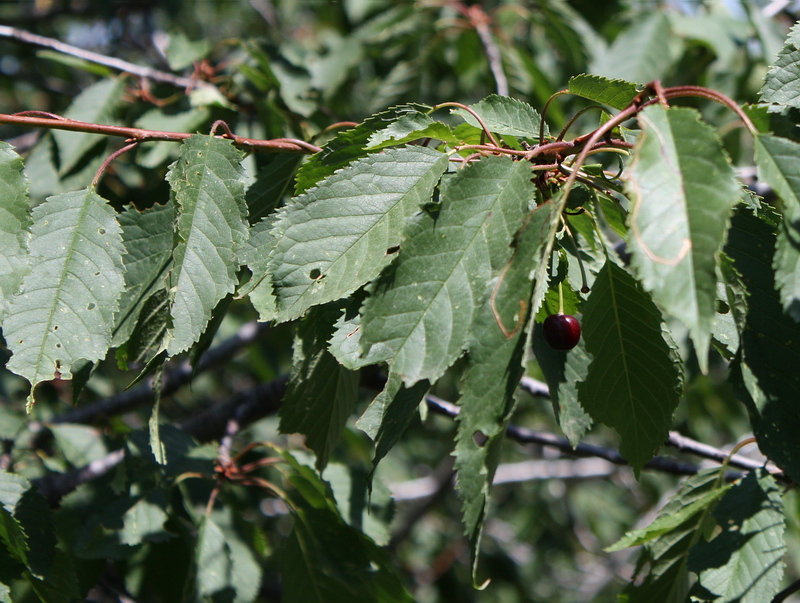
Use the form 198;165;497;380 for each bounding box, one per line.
627;105;740;371
578;262;682;472
4;188;126;407
690;470;785;603
165;135;249;355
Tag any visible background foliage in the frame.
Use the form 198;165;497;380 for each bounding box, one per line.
2;1;800;602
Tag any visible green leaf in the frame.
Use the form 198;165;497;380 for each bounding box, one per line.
577;262;682;472
689;470;785;603
627;105;740;372
616;468;726;602
355;372;429;473
590;12;676;84
279;308;359;471
112;201;175;349
294;104;431;194
454;200;555;585
329;299;394;369
245;154;302;222
754;134;800;320
269;146;449;322
0;142;31;323
49;424;108;467
133;107;212;169
4;188;126;407
277;449;413;603
195;516;232;597
361;157;535;386
726;208;800;482
240;218;279;321
759;21;800;111
452;95;546;138
165;135;249;355
567;74;641;110
52;78;124;176
367;114;460;149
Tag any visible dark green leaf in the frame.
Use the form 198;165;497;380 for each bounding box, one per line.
578;262;683;472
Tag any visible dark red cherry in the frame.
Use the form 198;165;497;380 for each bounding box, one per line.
542;314;581;351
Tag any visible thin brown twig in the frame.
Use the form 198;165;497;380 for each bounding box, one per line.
0;112;322;154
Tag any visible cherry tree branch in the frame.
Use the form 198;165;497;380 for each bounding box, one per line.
0;24;203;91
0;112;322;154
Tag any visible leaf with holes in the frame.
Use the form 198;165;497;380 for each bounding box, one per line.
165;135;249;355
269;145;449;322
0;142;30;323
360;157;534;386
4;188;125;408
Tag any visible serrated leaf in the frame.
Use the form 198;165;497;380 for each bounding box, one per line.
367;114;460;149
567;74;641;110
627;105;740;372
689;470;785;603
52;78;124;176
277;449;412;603
279;308;359;471
361;157;535;386
0;142;30;323
356;372;429;473
590;12;676;84
329;300;394;369
454;200;554;585
294;104;431;194
195;516;232;597
578;262;682;472
270;146;449;321
4;188;126;407
165;135;248;355
452;95;546;138
726;208;800;482
754;134;800;320
617;468;725;602
112;201;175;348
759;21;800;111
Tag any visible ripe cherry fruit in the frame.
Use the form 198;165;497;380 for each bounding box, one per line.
542;314;581;351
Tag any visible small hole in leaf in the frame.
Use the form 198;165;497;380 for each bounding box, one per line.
309;268;322;280
717;300;730;314
94;272;101;277
473;431;488;447
55;343;62;349
87;302;96;310
98;227;106;235
53;325;58;331
385;245;400;255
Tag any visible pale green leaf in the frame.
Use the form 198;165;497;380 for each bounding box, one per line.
690;470;785;603
367;113;460;149
52;78;124;175
195;516;232;597
361;157;534;386
759;21;800;111
454;200;554;585
567;74;641;110
165;135;249;355
4;188;126;406
627;105;740;372
754;134;800;320
240;218;279;321
590;12;676;84
0;142;31;323
452;95;546;138
329;300;394;369
49;424;108;467
270;146;449;322
577;262;682;472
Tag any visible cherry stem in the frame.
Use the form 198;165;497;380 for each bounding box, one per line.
557;280;565;315
562;217;590;294
433;102;501;147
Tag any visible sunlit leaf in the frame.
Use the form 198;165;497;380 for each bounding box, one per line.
567;74;641;110
0;142;30;323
